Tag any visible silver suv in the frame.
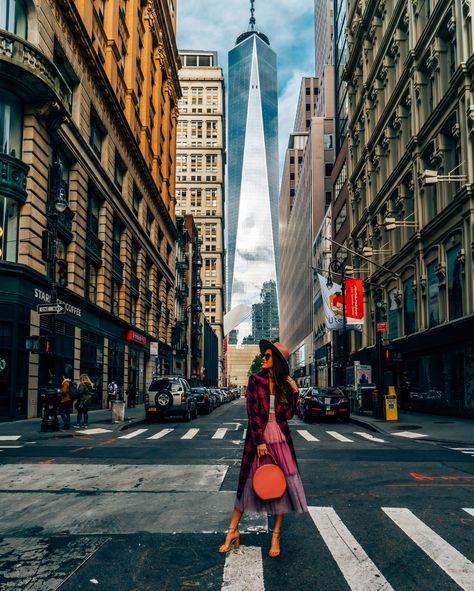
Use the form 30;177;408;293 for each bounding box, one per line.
145;376;197;422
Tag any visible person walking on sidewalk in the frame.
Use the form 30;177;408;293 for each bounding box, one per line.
127;382;137;408
219;340;308;558
107;380;118;408
74;374;93;429
58;374;73;430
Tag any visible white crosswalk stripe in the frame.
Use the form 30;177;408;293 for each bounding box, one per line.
181;428;199;440
308;506;394;590
326;431;354;443
212;428;228;439
0;445;24;449
221;546;264;591
297;430;320;442
242;428;247;439
147;428;174;440
463;508;474;517
118;428;149;440
0;435;21;441
354;432;386;443
392;431;428;439
382;507;474;590
450;448;474;456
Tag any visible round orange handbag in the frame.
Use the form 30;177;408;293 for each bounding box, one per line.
252;452;287;500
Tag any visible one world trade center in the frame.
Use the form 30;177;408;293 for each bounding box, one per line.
227;1;280;338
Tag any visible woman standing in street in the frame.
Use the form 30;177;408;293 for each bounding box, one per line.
74;374;93;429
219;340;308;558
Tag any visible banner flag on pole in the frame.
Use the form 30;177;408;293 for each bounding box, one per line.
318;274;364;331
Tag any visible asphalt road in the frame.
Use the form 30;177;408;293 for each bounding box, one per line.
0;397;473;591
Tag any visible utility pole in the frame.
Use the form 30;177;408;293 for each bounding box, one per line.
374;288;386;418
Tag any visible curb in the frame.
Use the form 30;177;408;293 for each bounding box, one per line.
118;417;146;431
349;416;385;434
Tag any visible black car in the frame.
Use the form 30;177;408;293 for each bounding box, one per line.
300;387;350;422
192;387;213;414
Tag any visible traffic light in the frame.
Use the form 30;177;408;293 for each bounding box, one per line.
39;335;53;354
41;230;52;262
374;288;387;322
57;259;68;287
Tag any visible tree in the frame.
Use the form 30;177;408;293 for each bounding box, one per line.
248;354;262;376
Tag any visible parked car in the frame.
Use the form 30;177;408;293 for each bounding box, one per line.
145;376;197;422
192;387;213;414
296;387;310;418
211;389;223;406
300;387;350;422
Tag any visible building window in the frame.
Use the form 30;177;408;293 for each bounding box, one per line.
334;164;347;199
447;247;463;321
112;281;120;315
403;277;416;335
305;87;311;96
324;134;333;149
325;191;332;207
334;204;347;234
0;90;23;157
0;196;19;262
290;155;295;164
388;289;399;340
132;184;141;216
87;189;100;235
306;119;311;128
85;262;98;303
427;260;439;328
305;103;311;111
190;154;203;172
191;120;203;140
53;41;78;110
112;219;122;261
98;0;105;22
131;241;139;277
0;0;27;37
191;87;203;105
114;152;126;192
130;296;138;325
90;109;105;158
325;163;333;176
206;154;217;172
146;208;154;236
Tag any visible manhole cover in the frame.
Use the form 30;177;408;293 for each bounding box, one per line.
390;425;421;430
434;421;455;424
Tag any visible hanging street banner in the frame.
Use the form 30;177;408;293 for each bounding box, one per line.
318;274;364;331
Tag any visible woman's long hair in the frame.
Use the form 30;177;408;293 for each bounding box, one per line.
266;352;292;406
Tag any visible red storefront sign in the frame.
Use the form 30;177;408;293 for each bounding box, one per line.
376;322;387;332
125;330;147;346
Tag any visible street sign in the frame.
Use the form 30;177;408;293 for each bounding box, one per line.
37;303;66;315
376;322;387;332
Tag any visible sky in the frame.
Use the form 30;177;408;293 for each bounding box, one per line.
177;0;315;173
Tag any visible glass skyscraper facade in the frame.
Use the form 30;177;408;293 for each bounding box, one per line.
227;23;279;337
334;0;348;152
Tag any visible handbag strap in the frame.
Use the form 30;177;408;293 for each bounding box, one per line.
256;450;280;468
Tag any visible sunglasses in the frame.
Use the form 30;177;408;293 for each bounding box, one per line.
261;353;272;361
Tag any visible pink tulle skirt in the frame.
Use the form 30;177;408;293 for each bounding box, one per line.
235;419;308;514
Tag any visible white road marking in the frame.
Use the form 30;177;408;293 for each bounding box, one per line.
308;506;394;590
297;430;320;442
0;445;24;449
118;429;148;439
463;508;474;518
383;507;474;590
392;431;428;439
76;428;112;435
0;435;21;441
450;448;474;451
460;451;474;455
147;428;174;440
181;429;199;440
221;546;264;591
463;509;474;517
326;431;354;443
354;432;386;443
242;429;247;439
212;428;228;440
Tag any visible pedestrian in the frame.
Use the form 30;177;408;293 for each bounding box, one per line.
219;340;308;558
58;374;73;430
107;380;118;408
74;374;93;429
127;382;137;408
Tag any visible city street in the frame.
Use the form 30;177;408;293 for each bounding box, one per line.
0;398;473;590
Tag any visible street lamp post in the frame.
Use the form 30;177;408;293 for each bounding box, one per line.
326;259;348;395
40;161;69;433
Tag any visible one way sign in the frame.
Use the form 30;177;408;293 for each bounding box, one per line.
37;303;66;315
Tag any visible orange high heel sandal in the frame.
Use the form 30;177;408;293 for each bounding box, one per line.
218;527;240;553
269;529;281;558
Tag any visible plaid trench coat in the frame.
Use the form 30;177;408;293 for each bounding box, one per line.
236;371;299;500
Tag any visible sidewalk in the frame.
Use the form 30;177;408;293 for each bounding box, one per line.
0;406;146;442
350;409;474;446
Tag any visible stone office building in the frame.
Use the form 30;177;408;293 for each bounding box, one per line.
346;0;474;416
0;0;180;420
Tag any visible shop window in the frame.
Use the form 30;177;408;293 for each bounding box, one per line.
403;277;416;335
427;260;440;328
0;90;23;157
0;196;19;262
447;247;463;321
80;330;104;403
108;339;124;386
0;0;27;38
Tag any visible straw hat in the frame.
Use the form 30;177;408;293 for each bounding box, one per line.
259;340;290;373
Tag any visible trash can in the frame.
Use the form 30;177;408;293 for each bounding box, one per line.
111;400;125;422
